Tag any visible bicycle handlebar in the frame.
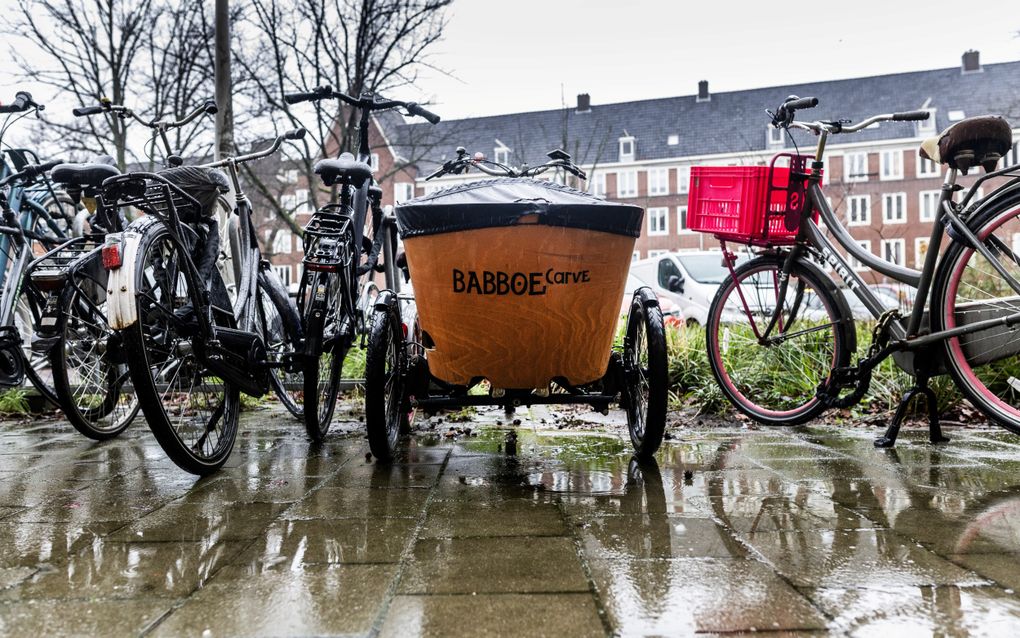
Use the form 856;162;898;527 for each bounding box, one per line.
283;85;441;123
892;110;930;122
201;128;309;169
0;91;43;114
72;97;216;130
71;105;104;116
0;159;62;188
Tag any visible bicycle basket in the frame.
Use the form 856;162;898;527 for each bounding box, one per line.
102;173;207;224
686;154;819;246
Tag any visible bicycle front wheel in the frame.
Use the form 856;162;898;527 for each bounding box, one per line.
706;255;853;425
122;224;240;474
934;196;1020;433
300;270;348;440
257;270;303;418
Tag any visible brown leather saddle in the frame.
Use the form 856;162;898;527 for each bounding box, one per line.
919;115;1013;174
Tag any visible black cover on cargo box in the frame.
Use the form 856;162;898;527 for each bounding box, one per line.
395;177;643;239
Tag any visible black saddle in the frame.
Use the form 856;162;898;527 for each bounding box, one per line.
919;115;1013;174
314;152;373;188
51;155;120;189
158;166;230;218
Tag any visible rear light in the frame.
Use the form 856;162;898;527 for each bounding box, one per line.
401;323;408;338
102;235;123;269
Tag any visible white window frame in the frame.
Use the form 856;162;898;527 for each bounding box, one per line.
647;167;669;196
677;165;690;194
767;125;783;147
914;237;930;268
591;172;606;197
369;153;380;171
394;182;415;204
617;170;637;198
879;149;903;181
619;136;635;163
677;205;692;234
270;264;292;290
494;145;510;166
847;195;870;227
917;108;937;137
647;207;669;236
292;188;310;215
632;251;641;262
882;238;906;267
280;168;298;184
847;240;872;271
882;192;907;224
667;134;679;146
917;155;940;178
918;190;941;222
1003;141;1020;169
647;249;668;259
844;152;869;183
269;228;292;254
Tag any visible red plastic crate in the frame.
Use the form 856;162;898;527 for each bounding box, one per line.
686;156;818;245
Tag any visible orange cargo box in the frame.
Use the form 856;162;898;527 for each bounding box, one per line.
396;178;643;389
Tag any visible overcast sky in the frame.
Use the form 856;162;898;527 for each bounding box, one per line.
412;0;1020;120
0;0;1017;129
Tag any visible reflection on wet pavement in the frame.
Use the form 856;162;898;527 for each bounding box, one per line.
2;409;1020;635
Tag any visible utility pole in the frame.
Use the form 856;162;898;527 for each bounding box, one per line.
214;0;233;160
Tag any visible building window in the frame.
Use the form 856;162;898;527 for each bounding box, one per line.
844;152;869;182
667;134;679;146
882;192;907;224
271;263;291;287
948;110;966;122
847;195;870;226
394;182;415;204
677;166;690;194
267;229;292;254
619;136;635;162
882;238;905;266
919;190;941;222
632;251;641;262
617;170;637;198
648;249;668;258
847;240;872;271
915;237;930;268
647;167;669;196
494;145;510;165
767;125;783;147
880;149;903;180
369;153;380;171
591;172;606;197
917;155;940;178
1002;141;1019;169
279;168;298;184
647;207;669;236
292;188;311;215
917;109;937;137
677;206;691;234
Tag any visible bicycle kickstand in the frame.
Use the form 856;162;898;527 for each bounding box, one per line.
874;373;949;448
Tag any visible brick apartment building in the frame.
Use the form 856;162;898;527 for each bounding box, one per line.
257;51;1020;290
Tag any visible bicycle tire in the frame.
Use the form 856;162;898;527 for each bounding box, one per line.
623;287;668;457
365;299;404;461
932;190;1020;433
300;270;347;440
256;269;303;418
50;280;138;440
706;254;854;425
121;221;240;475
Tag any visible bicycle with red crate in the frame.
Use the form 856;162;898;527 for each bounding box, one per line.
688;95;1020;447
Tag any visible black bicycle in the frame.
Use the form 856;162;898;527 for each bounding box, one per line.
282;85;439;441
95;113;305;474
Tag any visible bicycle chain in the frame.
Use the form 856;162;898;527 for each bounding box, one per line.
817;309;898;409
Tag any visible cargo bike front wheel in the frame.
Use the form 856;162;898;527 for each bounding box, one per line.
365;296;406;461
623;287;668;457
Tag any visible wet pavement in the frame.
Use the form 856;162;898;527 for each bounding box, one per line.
2;406;1020;636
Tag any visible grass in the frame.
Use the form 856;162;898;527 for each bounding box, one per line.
0;389;30;416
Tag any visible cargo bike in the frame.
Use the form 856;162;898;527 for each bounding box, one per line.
364;149;669;460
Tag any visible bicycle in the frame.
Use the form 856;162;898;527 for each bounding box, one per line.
98;116;305;474
0;91;78;406
693;95;1020;447
282;85;439;442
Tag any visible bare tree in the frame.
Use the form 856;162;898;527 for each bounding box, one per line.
2;0;217;169
234;0;452;235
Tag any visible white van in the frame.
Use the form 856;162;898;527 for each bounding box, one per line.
629;251;748;325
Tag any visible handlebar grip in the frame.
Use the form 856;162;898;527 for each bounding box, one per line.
203;99;218;115
284;128;307;140
406;102;440;124
785;96;818;111
892;110;930;122
0;92;33;113
284;91;318;105
73;105;104;116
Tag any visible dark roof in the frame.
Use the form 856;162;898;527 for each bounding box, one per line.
382;60;1020;171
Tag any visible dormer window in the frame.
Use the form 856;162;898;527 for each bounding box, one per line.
917;108;937;137
619;136;635;163
494;140;511;166
767;125;784;147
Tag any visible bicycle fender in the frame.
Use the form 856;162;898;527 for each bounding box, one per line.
107;229;144;330
374;289;398;310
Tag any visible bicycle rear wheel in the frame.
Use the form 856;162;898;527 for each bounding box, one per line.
51;282;138;439
365;299;404;461
934;196;1020;433
300;270;348;440
257;270;303;418
706;254;854;425
122;223;240;475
